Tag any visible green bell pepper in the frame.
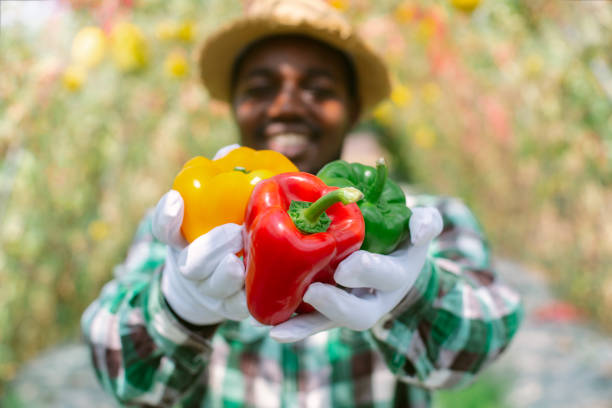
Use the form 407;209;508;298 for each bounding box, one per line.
317;158;412;254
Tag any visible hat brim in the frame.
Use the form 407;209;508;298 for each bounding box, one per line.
198;17;391;115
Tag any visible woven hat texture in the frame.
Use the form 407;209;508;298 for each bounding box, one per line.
198;0;391;113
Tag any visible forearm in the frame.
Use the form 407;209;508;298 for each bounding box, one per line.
81;268;215;406
371;256;522;389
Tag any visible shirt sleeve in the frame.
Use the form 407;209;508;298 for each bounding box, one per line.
80;210;215;406
370;195;523;390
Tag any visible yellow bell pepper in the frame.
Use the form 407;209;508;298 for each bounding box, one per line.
172;147;298;242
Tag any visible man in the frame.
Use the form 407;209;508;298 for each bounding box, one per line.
82;1;522;407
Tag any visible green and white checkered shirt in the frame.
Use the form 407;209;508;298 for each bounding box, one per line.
81;193;522;407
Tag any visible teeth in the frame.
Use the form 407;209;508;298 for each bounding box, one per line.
268;133;309;157
269;133;309;147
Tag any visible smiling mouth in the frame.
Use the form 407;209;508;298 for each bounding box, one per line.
267;133;310;159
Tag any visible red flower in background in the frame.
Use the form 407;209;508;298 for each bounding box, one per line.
534;301;584;324
481;96;512;146
62;0;135;33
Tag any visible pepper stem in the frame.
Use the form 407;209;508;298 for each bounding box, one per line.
289;187;363;234
304;187;363;222
367;158;387;203
233;166;250;174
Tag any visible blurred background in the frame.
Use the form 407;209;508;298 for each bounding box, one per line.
1;0;612;407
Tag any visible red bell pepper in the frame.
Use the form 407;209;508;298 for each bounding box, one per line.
243;172;365;325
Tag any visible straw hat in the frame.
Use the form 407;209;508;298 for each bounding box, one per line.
198;0;391;114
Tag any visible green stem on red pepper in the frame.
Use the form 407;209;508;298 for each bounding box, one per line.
288;187;363;234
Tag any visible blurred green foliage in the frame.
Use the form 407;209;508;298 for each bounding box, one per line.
434;376;509;408
1;0;612;400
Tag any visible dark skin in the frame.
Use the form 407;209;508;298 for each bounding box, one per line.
231;36;360;174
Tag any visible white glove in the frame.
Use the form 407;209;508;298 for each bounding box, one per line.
153;189;249;326
212;143;240;160
270;206;443;342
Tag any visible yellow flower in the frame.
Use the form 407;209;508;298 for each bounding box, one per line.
450;0;481;13
62;65;87;91
71;26;106;68
164;51;189;78
421;82;441;105
413;125;436;149
390;84;412;107
327;0;349;11
88;220;110;242
156;20;195;42
176;20;195;42
394;3;415;23
524;54;544;77
110;21;149;72
416;17;436;42
372;101;394;127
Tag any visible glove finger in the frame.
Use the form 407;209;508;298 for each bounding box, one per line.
334;250;406;292
161;263;224;325
269;312;337;343
212;144;241;160
303;283;381;331
409;206;443;246
220;290;249;321
375;286;415;317
247;315;270;328
197;254;245;298
152;190;188;250
178;223;244;280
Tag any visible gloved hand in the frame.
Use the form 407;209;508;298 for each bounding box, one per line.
153;143;248;326
212;143;240;160
269;206;443;342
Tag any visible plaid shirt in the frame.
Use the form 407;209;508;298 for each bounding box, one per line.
81;193;522;408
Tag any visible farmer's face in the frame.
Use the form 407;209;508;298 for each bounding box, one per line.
232;36;359;174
